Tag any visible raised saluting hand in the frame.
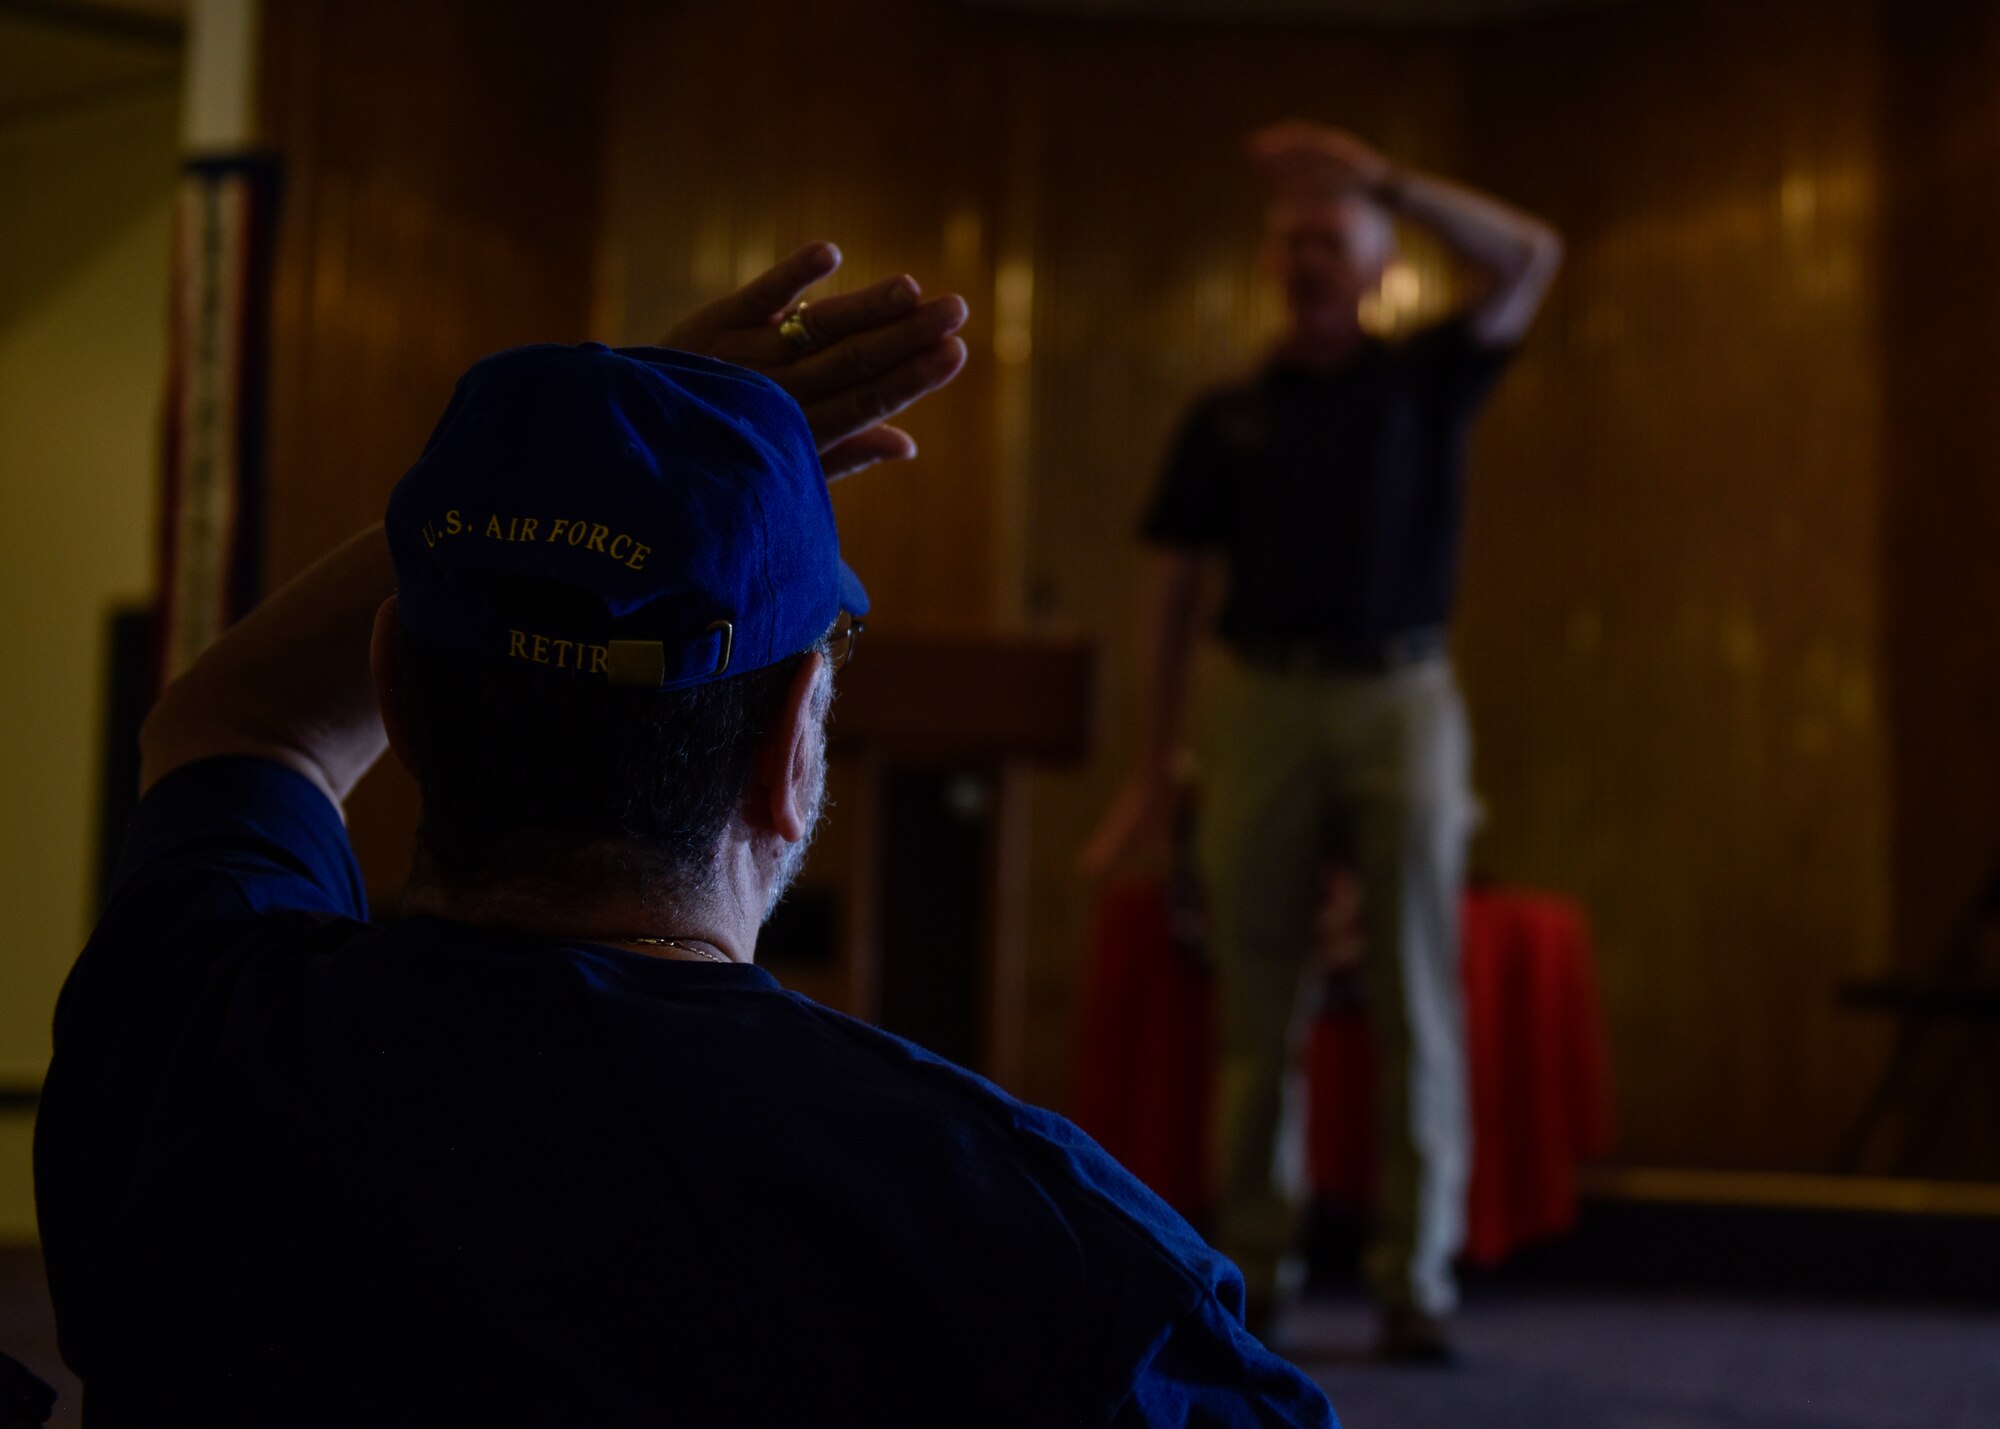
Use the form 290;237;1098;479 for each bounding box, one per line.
664;242;970;479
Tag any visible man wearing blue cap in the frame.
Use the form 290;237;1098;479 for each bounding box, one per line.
36;244;1339;1427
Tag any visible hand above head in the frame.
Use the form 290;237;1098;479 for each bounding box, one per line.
141;251;965;813
1247;120;1394;201
663;242;970;479
1250;123;1562;346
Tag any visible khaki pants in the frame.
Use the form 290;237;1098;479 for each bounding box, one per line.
1200;654;1474;1317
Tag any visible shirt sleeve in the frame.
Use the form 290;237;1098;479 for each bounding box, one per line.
1113;1293;1340;1428
39;759;368;1299
999;1103;1339;1428
1139;396;1236;549
53;756;367;1076
1400;311;1518;412
107;754;366;918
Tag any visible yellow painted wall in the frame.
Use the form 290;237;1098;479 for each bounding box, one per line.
0;85;179;1238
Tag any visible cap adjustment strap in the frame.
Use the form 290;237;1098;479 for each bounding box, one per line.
604;640;665;688
604;620;734;689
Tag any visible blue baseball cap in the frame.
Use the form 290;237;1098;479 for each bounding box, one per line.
386;343;866;690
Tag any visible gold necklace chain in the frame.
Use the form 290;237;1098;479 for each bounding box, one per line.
624;936;729;963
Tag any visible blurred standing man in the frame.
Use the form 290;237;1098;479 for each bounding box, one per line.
1084;122;1561;1360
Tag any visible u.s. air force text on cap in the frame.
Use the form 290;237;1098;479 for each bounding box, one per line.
419;510;652;572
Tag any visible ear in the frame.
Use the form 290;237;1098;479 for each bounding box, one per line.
751;652;827;842
370;595;418;778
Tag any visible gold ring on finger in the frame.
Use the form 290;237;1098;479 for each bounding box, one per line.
778;301;816;354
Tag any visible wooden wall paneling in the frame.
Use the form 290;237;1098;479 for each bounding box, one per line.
1871;0;2000;1178
1454;0;1897;1171
260;0;608;903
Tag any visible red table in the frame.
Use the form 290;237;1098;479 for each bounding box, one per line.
1072;881;1613;1265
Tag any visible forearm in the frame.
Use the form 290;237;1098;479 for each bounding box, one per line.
1382;168;1559;282
1248;120;1561;345
1381;167;1562;344
140;525;393;805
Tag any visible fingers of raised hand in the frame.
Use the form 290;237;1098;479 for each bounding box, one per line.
800;335;968;451
1247;118;1312;153
1247;118;1360;156
819;425;919;481
782;293;968;402
721;241;843;324
726;273;946;373
652;251;968;456
661;242;843;354
1247;121;1379;185
783;272;924;349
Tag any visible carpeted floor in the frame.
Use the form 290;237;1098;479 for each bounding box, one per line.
1287;1290;2000;1429
6;1242;1998;1427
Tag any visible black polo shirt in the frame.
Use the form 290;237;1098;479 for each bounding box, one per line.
1141;315;1514;655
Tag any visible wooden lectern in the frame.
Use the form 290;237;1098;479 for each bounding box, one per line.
807;630;1095;1088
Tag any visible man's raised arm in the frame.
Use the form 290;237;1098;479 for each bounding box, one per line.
140;246;969;805
1250;121;1563;347
139;525;397;805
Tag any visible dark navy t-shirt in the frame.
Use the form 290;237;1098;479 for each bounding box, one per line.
35;758;1336;1427
1142;316;1514;652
